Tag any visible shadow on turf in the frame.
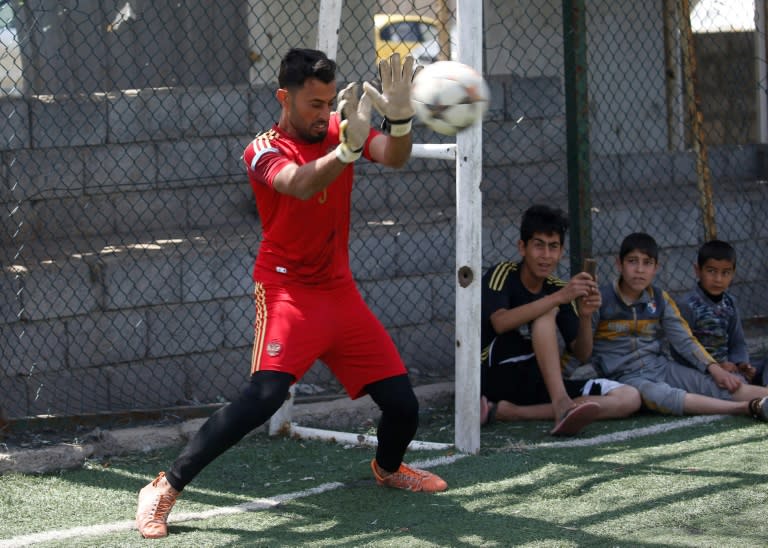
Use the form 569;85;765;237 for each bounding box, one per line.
32;413;768;546
144;423;765;545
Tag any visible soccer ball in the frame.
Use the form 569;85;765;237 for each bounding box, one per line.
410;61;490;136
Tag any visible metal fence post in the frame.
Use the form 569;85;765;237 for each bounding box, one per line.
563;0;592;272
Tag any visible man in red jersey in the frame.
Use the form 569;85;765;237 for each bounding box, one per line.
135;48;447;539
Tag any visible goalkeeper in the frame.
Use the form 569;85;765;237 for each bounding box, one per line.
135;48;446;540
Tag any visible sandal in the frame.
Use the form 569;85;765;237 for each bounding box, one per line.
748;396;768;422
550;401;601;436
480;395;497;426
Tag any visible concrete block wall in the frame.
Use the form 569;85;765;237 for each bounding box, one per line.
2;73;767;419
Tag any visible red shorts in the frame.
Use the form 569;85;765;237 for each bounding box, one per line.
251;281;407;399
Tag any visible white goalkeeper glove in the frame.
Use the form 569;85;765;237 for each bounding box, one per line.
335;82;372;164
363;53;422;137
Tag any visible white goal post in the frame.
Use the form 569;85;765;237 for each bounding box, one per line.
268;0;482;455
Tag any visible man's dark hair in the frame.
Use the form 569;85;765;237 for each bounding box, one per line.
619;232;659;261
278;48;337;90
697;239;736;268
520;204;569;244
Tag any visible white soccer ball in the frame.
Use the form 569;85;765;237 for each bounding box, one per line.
410;61;491;136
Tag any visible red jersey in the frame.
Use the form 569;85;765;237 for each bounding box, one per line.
243;113;377;287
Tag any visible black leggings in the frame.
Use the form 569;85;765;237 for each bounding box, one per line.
165;371;418;491
367;374;419;473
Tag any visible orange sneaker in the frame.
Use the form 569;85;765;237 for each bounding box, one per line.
135;472;180;539
371;459;447;493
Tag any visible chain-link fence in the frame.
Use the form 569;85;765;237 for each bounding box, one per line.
1;0;766;426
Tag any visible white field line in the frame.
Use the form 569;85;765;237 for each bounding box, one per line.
533;414;726;448
0;482;345;548
0;415;726;547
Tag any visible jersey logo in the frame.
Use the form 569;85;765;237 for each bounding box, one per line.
318;189;327;204
647;301;657;314
266;340;283;357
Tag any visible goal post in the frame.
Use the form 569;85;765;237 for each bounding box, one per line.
452;0;483;455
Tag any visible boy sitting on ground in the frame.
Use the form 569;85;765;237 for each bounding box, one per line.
591;232;768;420
480;205;641;435
676;239;763;385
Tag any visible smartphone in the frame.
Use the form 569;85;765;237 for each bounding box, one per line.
583;258;598;282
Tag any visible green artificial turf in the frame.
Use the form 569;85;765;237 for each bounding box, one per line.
2;413;767;547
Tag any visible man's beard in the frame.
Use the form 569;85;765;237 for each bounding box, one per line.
299;129;327;144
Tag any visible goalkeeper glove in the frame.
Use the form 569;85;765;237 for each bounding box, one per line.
363;53;422;137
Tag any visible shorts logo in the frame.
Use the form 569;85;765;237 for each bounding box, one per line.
266;340;282;357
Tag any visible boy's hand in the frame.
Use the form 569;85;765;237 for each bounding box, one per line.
737;362;757;382
720;361;756;382
561;272;599;306
707;363;744;392
577;283;602;316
